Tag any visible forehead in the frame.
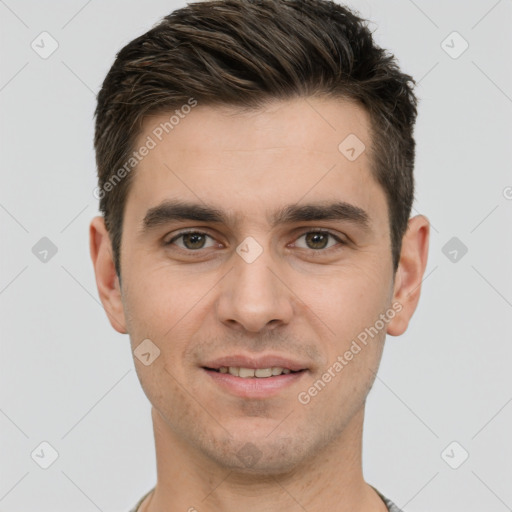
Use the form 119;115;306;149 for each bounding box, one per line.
138;96;372;159
125;96;387;231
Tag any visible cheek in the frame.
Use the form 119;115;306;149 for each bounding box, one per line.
122;263;200;335
300;260;392;337
297;269;390;409
122;270;215;393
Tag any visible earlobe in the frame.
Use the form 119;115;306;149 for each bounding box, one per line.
387;215;430;337
89;216;128;334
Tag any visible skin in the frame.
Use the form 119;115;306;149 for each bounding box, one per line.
90;96;429;512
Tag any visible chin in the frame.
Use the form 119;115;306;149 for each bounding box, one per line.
204;435;311;476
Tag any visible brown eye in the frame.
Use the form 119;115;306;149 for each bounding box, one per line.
166;231;215;250
294;230;344;251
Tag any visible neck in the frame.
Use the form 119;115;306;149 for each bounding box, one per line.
142;406;387;512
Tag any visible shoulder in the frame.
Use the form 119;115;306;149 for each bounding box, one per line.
371;485;405;512
128;487;154;512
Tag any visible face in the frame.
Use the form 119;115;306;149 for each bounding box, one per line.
92;96;423;475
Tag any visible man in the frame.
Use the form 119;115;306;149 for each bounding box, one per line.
89;0;429;510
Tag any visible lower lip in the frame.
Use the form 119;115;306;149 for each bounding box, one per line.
203;368;307;398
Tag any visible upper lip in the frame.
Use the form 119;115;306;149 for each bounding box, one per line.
202;354;309;372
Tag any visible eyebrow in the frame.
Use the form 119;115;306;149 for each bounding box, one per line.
139;199;371;235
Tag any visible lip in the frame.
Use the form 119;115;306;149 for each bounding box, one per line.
202;354;309;372
203;367;307;399
201;353;310;399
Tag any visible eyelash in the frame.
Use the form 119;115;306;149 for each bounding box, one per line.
164;229;346;254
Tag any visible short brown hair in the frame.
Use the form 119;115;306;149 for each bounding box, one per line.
94;0;418;281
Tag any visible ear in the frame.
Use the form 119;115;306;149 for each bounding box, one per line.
387;215;430;336
89;216;127;334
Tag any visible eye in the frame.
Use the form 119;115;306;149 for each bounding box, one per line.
165;231;217;250
164;229;346;253
293;230;345;251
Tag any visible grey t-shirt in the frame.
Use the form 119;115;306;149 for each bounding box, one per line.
129;485;404;511
372;486;404;512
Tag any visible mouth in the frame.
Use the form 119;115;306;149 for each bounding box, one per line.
201;355;309;398
204;366;304;378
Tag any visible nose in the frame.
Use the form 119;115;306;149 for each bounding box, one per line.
215;239;294;333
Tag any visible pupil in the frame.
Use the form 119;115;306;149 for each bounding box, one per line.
185;233;204;249
307;232;328;249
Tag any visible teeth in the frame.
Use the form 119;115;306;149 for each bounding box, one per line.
255;368;272;378
217;366;294;378
239;367;255;378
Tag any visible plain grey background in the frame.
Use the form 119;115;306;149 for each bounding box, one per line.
1;1;511;511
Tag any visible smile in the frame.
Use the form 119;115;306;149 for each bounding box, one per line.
202;367;307;399
208;366;300;378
